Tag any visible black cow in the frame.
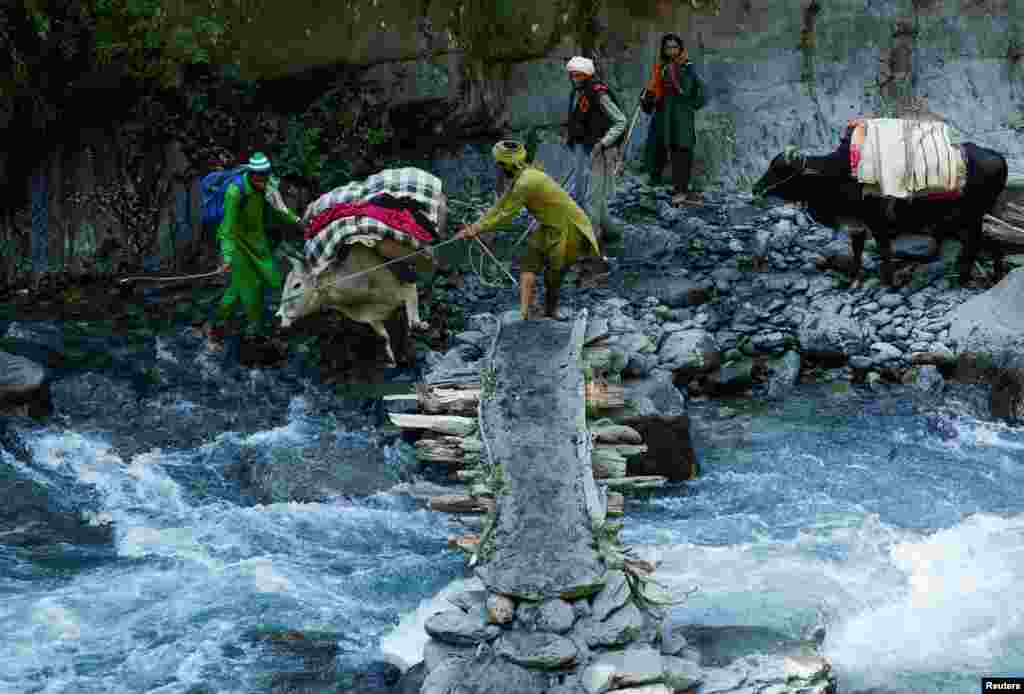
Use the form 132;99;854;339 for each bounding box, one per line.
751;124;1009;287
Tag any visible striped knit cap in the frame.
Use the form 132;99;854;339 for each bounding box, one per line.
492;140;527;168
247;152;272;173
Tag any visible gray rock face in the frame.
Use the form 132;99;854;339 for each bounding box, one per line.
914;364;945;394
420;653;549;694
870;342;904;363
620;224;681;259
661;655;703;691
591;570;631;622
766;350;802;398
476;317;606;600
656;624;837;694
424;609;502;646
423;638;476;671
658;330;719;373
454;330;491;353
494;630;580;669
659;617;691;657
797;300;865;356
466;312;500;336
0;350;49;417
393;662;428;694
582;600;646;648
448;589;488;614
620;371;688;418
517;598;577;634
584;645;666;691
947;268;1024;360
628;276;709;309
0;350;46;395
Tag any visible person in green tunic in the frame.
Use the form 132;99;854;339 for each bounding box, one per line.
644;33;708;206
456;140;605;321
206;152;302;349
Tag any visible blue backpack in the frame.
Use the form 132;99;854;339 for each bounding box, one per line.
200;167;249;228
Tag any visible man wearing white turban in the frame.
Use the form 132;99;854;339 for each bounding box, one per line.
564;56;628;247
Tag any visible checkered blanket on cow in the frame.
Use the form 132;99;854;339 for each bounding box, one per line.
303;168;444;273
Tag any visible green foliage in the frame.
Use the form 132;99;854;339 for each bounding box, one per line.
366;127;391;147
481;366;498;400
592;520;695;611
89;0;237;87
275;114;324;182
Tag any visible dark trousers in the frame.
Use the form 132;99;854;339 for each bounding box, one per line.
653;145;693;195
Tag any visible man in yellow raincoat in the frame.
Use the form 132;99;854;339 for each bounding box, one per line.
456;140;606;320
206;152;302;349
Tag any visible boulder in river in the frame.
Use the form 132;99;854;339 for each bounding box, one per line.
947;269;1024;420
621;415;698;482
0;350;51;418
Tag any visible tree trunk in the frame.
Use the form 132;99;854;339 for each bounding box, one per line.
446;54;510;135
30;166;48;287
48;147;65;276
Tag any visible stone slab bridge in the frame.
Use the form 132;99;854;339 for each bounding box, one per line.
401;311;838;694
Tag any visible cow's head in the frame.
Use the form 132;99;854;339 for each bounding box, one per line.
752;146;806;199
276;255;316;329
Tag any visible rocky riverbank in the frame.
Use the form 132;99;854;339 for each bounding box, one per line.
431;173;1024;421
4;171;1024;423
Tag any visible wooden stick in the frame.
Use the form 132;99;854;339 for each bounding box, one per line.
600;475;668;490
429;494;494;514
592;448;628;479
388;413;476;436
415;436;482;464
585;380;626;410
448;534;480;554
417;384;481;416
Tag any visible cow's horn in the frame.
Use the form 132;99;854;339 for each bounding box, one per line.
288;255;305;274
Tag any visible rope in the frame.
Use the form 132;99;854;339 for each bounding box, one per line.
755;165;804;197
118;269;224;284
469;312;504;568
278;236;464;306
468;237;518;288
615;88;648;178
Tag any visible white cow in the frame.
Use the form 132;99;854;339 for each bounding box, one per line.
276;241;432;366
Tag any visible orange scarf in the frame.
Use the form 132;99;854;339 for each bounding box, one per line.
646;62;666;101
646;60;686;101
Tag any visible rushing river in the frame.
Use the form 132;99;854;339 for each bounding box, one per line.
2;323;1023;694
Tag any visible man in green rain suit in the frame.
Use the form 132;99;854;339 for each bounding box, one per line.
456;140;606;320
206;152;302;349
